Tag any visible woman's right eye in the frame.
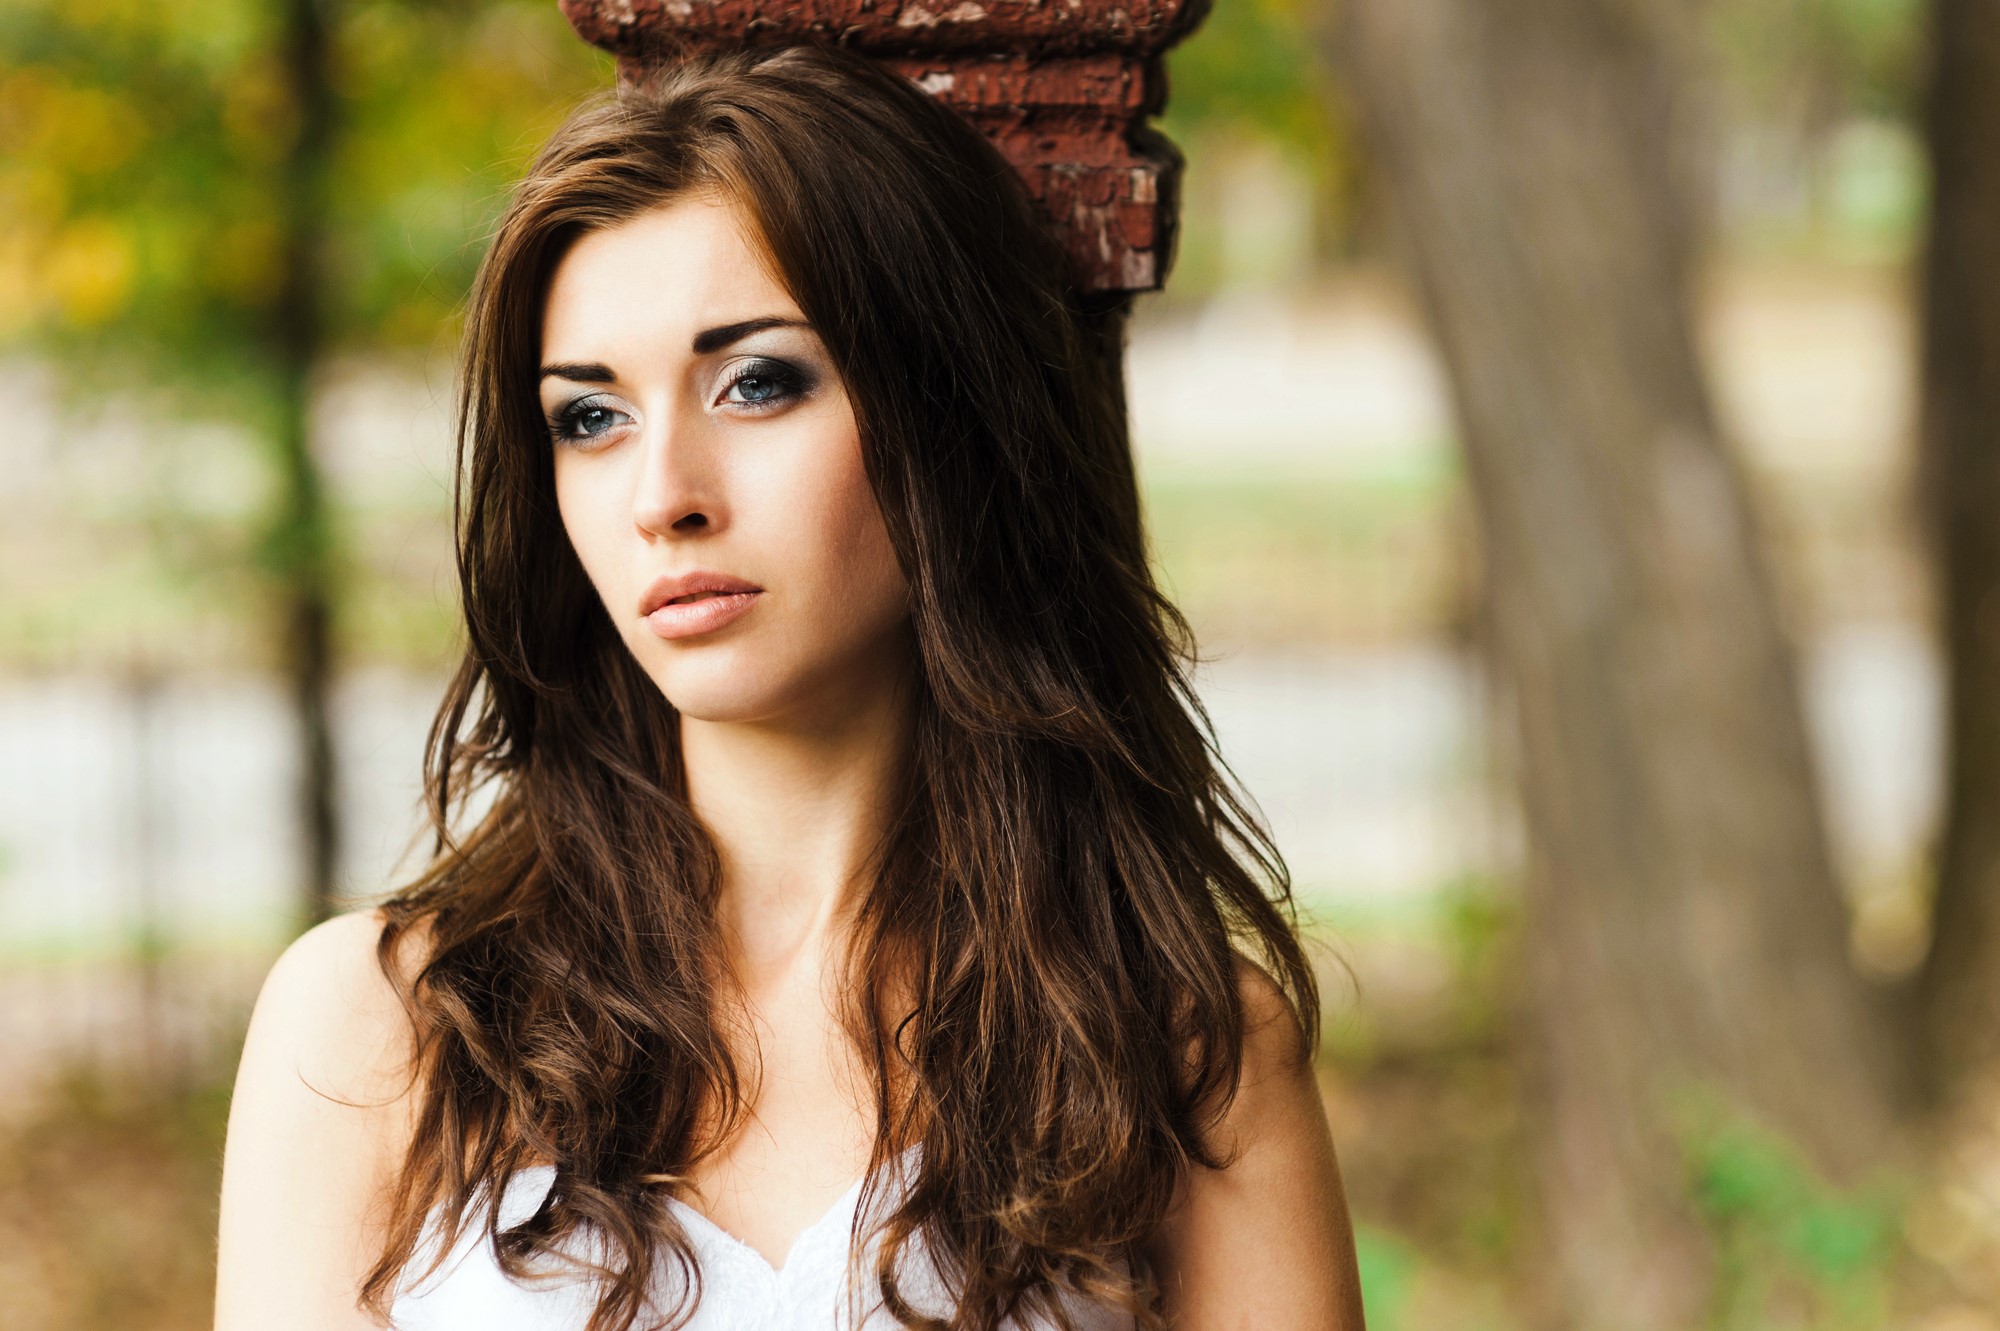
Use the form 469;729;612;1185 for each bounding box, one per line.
547;397;631;446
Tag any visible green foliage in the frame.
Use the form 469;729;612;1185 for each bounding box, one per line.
329;2;612;348
1677;1099;1905;1331
1159;0;1364;277
2;1;267;377
1161;0;1337;157
1355;1223;1420;1331
0;1;609;669
1434;873;1518;1047
0;0;608;381
1712;0;1925;122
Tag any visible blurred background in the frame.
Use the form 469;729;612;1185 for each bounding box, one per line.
2;0;1992;1326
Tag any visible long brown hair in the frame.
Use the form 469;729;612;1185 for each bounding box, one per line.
362;42;1317;1331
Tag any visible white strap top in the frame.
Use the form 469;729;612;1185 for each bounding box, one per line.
389;1147;1136;1331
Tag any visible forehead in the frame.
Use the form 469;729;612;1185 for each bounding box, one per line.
540;193;797;358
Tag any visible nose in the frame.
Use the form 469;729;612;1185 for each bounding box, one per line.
630;406;722;537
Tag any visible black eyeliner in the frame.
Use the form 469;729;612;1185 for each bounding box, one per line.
719;356;817;408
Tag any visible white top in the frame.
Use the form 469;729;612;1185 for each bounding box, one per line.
389;1147;1136;1331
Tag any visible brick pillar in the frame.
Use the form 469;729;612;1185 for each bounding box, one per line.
557;0;1209;298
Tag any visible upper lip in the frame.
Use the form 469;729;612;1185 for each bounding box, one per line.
638;570;764;616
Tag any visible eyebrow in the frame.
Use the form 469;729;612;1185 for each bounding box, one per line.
691;315;809;355
539;361;616;383
539;316;811;384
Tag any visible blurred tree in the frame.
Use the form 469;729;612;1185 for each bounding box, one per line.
1917;1;2000;1114
1333;1;1907;1325
0;1;607;923
271;0;340;922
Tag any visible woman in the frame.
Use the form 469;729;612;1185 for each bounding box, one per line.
214;43;1365;1331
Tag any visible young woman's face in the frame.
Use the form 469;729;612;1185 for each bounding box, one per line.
538;194;912;726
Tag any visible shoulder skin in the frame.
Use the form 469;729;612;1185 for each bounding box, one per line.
1143;955;1369;1329
215;908;426;1331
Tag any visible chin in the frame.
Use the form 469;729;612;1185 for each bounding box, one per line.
663;690;788;725
642;651;798;725
628;618;912;728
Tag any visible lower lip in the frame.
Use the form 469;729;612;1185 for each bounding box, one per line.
644;590;762;640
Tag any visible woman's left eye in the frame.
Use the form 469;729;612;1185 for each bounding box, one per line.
719;359;812;411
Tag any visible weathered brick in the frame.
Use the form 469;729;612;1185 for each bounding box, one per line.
566;0;1205;292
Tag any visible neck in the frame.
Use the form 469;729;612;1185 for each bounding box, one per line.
679;662;917;987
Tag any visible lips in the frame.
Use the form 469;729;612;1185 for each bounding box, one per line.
638;570;764;641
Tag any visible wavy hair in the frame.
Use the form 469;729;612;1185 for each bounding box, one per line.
360;42;1317;1331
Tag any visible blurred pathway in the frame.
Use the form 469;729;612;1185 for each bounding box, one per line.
0;629;1940;955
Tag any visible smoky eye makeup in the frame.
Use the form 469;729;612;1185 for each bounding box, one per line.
539;332;835;445
545;394;633;446
714;355;820;411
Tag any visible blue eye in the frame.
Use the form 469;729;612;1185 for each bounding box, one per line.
547;396;629;445
721;358;811;410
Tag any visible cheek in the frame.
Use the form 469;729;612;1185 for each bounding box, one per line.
809;440;907;618
552;457;624;601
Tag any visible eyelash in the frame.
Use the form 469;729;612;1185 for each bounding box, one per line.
720;357;814;410
544;359;815;445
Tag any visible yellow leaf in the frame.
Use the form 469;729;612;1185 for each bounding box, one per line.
47;217;134;327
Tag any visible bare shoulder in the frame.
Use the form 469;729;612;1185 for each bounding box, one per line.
244;908;422;1101
1144;950;1366;1329
215;908;432;1331
1233;952;1312;1087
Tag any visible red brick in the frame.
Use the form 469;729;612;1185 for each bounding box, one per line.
565;0;1205;292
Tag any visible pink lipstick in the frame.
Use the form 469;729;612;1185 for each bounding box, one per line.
638;570;764;641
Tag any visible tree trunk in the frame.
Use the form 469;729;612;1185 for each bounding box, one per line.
1335;1;1906;1323
272;0;340;924
1918;0;2000;1106
1912;0;2000;1298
